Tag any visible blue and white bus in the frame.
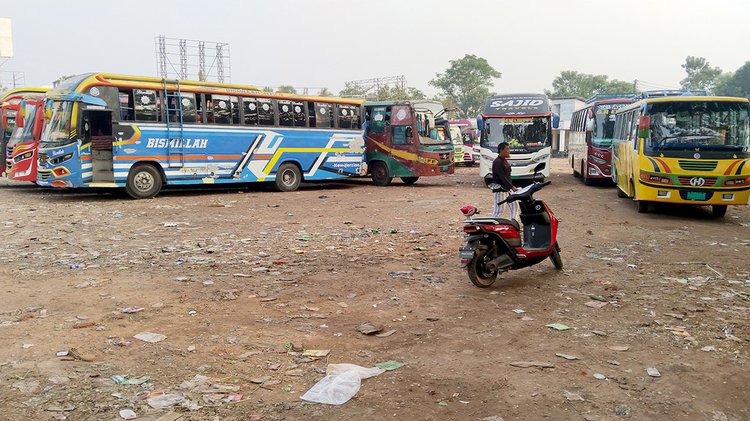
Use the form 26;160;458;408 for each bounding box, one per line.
37;73;367;198
478;94;554;183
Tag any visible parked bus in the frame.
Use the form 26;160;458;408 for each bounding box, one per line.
612;95;750;217
36;73;367;198
569;96;635;184
6;94;46;182
479;94;553;183
449;119;480;166
363;100;454;186
1;87;50;176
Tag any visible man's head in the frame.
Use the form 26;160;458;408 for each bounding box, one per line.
497;142;510;158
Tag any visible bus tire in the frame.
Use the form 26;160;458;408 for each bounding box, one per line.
126;163;162;199
274;162;302;192
636;200;649;213
371;162;392;186
401;176;419;185
616;185;628;198
712;205;727;218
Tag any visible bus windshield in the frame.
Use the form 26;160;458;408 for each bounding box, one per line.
483;117;549;152
593;103;628;147
647;101;750;152
8;104;38;147
41;101;74;147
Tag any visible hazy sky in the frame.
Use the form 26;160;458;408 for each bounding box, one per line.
2;0;748;95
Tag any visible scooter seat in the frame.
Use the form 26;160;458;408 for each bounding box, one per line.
468;217;520;231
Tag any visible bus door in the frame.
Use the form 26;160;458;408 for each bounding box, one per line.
84;108;114;182
388;104;418;174
1;104;18;176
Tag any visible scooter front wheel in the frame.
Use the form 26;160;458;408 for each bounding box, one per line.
467;250;499;288
550;246;563;270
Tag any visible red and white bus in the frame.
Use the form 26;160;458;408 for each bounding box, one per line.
568;97;634;184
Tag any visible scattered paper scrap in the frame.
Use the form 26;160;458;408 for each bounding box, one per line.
375;360;404;371
546;323;572;331
555;353;579;360
134;332;167;343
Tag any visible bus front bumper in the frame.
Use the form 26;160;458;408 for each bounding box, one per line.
637;181;750;205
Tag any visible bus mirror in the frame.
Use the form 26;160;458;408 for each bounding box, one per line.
1;110;6;129
585;117;594;132
638;116;650;138
533;162;546;173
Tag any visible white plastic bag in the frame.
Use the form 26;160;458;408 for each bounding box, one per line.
300;370;361;405
326;363;385;379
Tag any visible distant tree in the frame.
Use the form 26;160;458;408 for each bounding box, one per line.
276;85;297;94
339;82;367;98
318;87;332;97
546;71;634;98
262;86;274;93
714;61;750;99
680;56;722;93
430;54;501;118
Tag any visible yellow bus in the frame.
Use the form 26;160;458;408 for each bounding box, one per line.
611;96;750;217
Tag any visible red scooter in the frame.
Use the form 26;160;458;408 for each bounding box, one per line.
459;163;562;288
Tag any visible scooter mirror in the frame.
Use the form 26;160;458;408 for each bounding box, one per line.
533;162;546;173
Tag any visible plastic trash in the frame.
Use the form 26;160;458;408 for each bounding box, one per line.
146;393;184;408
326;363;385;379
300;370;361;405
119;409;137;420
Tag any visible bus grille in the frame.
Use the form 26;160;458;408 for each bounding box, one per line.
678;176;717;187
38;153;49;166
678;160;717;171
38;169;51;180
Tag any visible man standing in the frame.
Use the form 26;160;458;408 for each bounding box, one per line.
491;142;518;219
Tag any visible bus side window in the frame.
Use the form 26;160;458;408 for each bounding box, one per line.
230;97;239;125
168;92;197;123
204;94;215;124
258;99;274;126
212;95;231;124
631;112;640;149
278;100;294;127
368;106;386;133
118;89;135;121
336;104;359;129
134;89;158;122
292;101;306;127
314;102;331;128
243;98;259;125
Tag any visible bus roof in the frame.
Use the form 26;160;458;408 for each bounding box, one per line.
0;87;50;103
481;94;550;117
617;96;750;114
51;73;363;105
574;97;635;113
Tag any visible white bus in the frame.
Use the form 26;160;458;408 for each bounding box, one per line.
479;94;554;183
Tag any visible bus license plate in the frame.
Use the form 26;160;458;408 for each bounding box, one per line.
686;191;706;200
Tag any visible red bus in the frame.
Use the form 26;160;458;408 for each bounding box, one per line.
6;95;46;182
568;97;634;184
1;88;50;177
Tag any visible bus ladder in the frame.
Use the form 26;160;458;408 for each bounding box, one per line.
162;79;185;168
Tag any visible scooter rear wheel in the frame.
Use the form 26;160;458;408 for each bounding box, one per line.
467;250;499;288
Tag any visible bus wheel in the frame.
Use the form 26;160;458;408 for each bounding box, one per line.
616;186;628;198
126;164;162;199
401;176;419;185
712;205;727;218
274;162;301;192
371;162;392;186
636;200;649;213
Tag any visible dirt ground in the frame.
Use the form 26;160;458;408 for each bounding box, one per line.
0;158;748;421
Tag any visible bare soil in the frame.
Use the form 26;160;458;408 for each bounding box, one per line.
0;158;748;421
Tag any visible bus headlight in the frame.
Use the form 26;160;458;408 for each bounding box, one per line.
13;151;34;163
49;153;73;165
590;156;607;165
531;154;549;163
